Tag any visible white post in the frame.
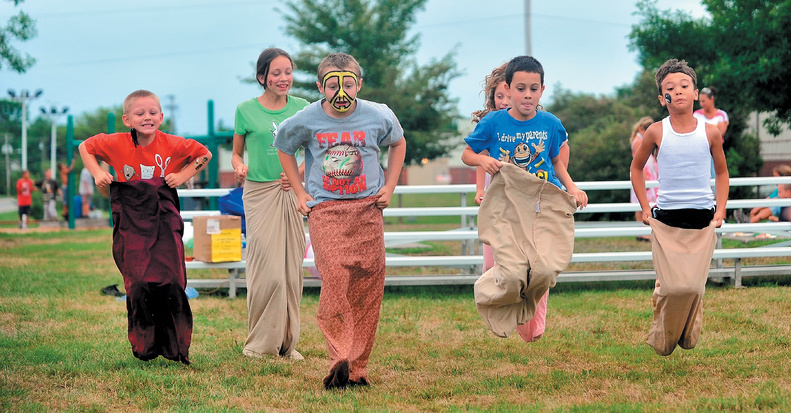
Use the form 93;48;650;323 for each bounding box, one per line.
525;0;531;56
50;121;57;174
21;98;27;170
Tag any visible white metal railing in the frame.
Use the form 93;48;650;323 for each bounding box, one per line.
182;176;791;295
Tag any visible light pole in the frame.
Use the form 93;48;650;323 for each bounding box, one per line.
40;106;69;174
7;89;43;171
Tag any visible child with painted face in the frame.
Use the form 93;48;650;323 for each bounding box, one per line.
631;58;729;356
79;90;211;365
462;56;587;340
274;53;406;389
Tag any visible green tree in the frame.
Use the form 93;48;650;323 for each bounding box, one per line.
547;87;642;220
628;0;773;185
280;0;461;166
1;0;36;73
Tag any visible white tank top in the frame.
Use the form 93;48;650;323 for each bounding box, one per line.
656;117;714;209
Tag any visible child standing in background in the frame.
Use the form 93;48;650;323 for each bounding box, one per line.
79;89;212;364
275;53;406;389
15;170;35;229
631;59;728;356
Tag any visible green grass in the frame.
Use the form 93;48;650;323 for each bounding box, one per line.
1;229;790;411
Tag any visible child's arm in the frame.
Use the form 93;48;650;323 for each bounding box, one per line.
553;156;588;209
231;133;248;184
630;123;660;224
78;142;113;190
461;145;502;174
473;149;491;205
376;137;407;209
475;166;486;205
751;207;773;223
278;150;312;216
708;124;729;228
559;141;570;168
279;161;306;192
165;150;212;189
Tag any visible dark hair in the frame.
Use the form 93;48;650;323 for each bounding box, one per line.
655;58;697;94
505;56;544;86
256;48;294;90
700;86;717;99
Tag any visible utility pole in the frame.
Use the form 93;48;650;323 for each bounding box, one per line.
7;89;43;171
40;106;69;174
165;94;178;133
525;0;531;56
3;134;10;196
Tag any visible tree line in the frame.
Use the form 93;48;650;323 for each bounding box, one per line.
3;0;786;212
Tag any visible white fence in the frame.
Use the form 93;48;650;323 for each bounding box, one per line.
183;176;791;297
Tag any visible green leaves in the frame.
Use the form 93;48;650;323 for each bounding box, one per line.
282;0;461;165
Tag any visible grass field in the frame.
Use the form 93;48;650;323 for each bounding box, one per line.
1;227;790;412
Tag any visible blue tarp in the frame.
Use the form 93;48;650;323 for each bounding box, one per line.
218;187;246;234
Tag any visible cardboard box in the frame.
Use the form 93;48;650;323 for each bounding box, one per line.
192;215;242;262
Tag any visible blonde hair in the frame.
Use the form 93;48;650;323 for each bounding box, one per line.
630;116;653;143
123;90;161;114
773;164;791;176
471;63;507;123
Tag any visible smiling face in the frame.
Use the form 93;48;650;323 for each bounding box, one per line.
122;96;163;138
318;67;360;115
658;72;698;111
259;55;293;97
506;71;544;121
493;81;510;110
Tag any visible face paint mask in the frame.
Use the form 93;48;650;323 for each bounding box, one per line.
322;70;358;113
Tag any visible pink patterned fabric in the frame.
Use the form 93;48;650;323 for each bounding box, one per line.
308;196;385;383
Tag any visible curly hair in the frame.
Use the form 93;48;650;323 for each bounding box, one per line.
471;63;507;123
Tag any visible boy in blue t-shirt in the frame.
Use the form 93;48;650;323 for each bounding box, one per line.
462;55;587;205
461;56;587;338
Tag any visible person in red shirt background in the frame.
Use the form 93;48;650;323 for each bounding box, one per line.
16;170;36;229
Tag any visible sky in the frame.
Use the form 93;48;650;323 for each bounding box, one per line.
1;0;707;138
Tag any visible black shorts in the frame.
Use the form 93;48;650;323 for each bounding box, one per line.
18;205;31;217
652;207;715;229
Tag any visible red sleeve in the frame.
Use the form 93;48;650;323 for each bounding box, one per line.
181;138;209;163
83;133;114;162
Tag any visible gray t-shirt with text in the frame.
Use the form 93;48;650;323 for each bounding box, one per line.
274;98;404;207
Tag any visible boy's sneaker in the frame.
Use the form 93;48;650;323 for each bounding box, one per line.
733;209;748;223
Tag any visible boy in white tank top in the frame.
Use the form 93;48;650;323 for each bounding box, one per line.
630;59;729;356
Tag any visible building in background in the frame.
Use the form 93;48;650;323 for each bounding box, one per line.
747;112;791;178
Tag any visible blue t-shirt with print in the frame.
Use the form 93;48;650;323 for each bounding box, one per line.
465;109;568;189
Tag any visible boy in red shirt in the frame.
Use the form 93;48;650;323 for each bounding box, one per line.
16;170;36;229
79;90;212;364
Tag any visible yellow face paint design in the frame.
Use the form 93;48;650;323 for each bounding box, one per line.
322;70;358;113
